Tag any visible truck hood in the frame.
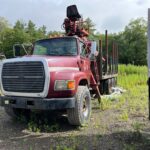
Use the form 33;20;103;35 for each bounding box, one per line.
25;55;79;68
2;55;79;70
46;57;78;68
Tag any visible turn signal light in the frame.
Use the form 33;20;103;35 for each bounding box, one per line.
67;80;75;90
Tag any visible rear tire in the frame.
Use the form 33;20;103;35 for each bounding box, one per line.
67;86;91;126
104;79;112;94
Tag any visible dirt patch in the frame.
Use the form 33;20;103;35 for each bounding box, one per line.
0;101;150;150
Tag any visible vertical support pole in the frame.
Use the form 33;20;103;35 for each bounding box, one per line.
99;39;103;79
116;43;118;73
148;8;150;120
114;43;116;73
105;30;108;74
110;52;112;74
112;42;115;74
114;43;117;74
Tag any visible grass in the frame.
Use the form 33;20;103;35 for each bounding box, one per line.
28;120;60;133
131;121;143;139
118;64;147;75
102;64;148;115
118;111;129;121
27;113;60;132
123;144;136;150
101;64;148;149
53;146;75;150
118;64;147;90
118;64;148;116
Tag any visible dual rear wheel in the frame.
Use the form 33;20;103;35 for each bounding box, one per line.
101;77;117;95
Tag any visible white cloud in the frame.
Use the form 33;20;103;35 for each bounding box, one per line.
0;0;149;32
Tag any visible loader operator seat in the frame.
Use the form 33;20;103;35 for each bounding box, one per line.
67;5;81;21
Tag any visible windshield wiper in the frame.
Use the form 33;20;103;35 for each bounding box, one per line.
48;53;59;56
48;53;76;56
61;53;76;56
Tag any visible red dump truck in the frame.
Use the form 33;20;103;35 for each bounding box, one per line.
0;5;118;126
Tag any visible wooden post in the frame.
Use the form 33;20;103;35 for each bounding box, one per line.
148;8;150;120
116;43;118;73
99;39;103;79
113;42;115;74
105;30;108;74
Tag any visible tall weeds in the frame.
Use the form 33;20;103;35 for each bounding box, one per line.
118;64;147;89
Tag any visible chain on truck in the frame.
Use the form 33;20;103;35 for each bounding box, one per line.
0;5;118;126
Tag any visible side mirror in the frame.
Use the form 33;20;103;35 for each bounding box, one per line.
13;44;27;57
13;43;33;57
23;43;33;55
91;41;97;54
0;54;6;60
89;41;99;60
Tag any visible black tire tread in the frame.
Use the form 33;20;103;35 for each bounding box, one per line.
67;86;91;126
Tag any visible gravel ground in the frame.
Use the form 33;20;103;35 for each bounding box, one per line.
0;102;150;150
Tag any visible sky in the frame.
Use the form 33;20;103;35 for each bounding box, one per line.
0;0;149;33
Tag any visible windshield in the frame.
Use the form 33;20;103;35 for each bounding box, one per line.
33;38;77;56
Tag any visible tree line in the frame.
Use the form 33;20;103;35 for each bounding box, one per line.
0;17;147;65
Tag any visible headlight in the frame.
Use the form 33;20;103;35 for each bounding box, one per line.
54;80;75;91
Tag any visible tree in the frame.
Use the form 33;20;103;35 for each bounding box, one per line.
83;17;96;40
26;20;47;41
14;20;25;31
1;27;30;58
0;17;10;33
113;32;127;64
37;25;47;39
0;18;48;58
0;17;10;54
26;20;37;42
112;18;147;65
39;25;46;35
123;18;147;65
26;20;36;33
48;31;63;38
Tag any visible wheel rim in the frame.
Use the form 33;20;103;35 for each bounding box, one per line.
82;95;89;118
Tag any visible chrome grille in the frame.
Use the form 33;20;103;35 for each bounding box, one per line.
2;61;45;93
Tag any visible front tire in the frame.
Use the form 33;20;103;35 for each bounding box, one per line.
67;86;91;126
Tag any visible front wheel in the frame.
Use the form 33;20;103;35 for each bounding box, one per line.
67;86;91;126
